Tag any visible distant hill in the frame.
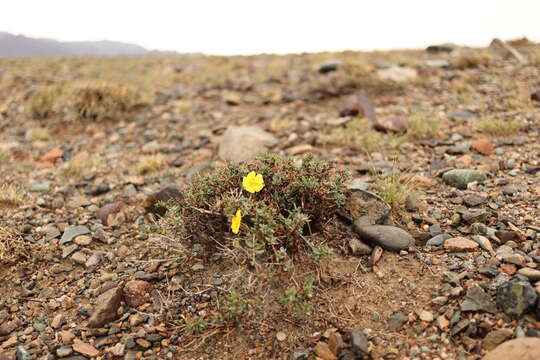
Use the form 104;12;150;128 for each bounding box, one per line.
0;31;177;57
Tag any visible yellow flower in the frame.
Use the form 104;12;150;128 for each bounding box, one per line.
242;171;265;193
230;209;242;234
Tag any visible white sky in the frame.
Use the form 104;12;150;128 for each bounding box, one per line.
1;0;540;55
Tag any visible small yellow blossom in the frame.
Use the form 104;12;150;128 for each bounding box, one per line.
231;209;242;234
242;171;265;193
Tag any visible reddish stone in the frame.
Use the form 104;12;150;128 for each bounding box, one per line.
41;148;64;162
443;237;479;252
501;264;517;276
457;154;472;167
123;280;153;308
374;116;408;133
472;139;495;155
73;339;100;357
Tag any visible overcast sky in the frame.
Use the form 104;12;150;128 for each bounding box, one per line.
2;0;539;55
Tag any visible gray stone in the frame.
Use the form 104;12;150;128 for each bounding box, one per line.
442;169;487;189
460;284;496;313
354;225;414;252
319;59;342;74
57;346;73;357
218;126;277;162
60;225;90;245
16;346;31;360
350;330;369;356
62;244;78;259
29;182;50;192
426;234;452;247
387;312;408;331
289;348;310;360
348;238;372;256
448;110;476;121
347;179;371;191
496;276;537;318
376;66;418;82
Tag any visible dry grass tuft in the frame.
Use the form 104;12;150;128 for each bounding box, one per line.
449;52;491;70
406;111;440;140
0;225;31;266
137;154;168;175
374;171;411;208
25;127;51;141
0;184;27;209
476;117;525;136
317;118;382;152
26;81;139;121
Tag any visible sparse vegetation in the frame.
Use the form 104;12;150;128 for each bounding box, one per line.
26;81;139;121
374;171;411;208
477;117;525;136
449;51;491;69
0;184;26;209
406;111;440;140
158;154;350;265
137;154;168;175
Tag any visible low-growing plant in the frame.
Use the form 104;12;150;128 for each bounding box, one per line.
279;277;315;317
26;85;64;118
159;154;350;264
449;52;491;70
0;184;26;209
137;154;168;175
406;111;439;140
317;118;382;152
374;171;411;208
476;117;525;136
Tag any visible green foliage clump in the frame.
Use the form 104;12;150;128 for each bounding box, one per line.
160;154;350;264
26;85;64;118
279;277;315;316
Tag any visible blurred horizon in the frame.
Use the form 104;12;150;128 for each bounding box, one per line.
2;0;540;56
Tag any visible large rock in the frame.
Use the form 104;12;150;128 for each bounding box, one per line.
482;338;540;360
88;286;123;328
354;225;414;251
218;126;277;162
442;169;487;189
496;275;537;318
489;38;528;65
375;66;418;82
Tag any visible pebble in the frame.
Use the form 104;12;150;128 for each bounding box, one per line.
70;251;87;265
443;237;479;252
56;346;73;357
426;234;452;247
29;182;50;192
483;337;540;360
387;312;408;331
354;225;414;251
442;169;487;189
88;286;123;328
460;284;497;313
123;280;153;308
313;342;336;360
418;310;434;322
72;339;99;357
517;268;540;281
74;235;92;246
276;332;287;342
60;225;90;245
348;238;372;255
482;328;514;351
350;330;369;356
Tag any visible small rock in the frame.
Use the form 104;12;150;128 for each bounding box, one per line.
461;284;497;313
517;268;540;281
96;202;124;226
472;139;495;155
60;226;90;245
463;194;487;207
56;346;73;358
313;342;336;360
218;125;278;162
72;340;99;358
387;312;408;331
289;348;310;360
74;235;92;246
482;337;540;360
70;251;87;265
348;238;372;255
405;193;420;212
88;286;123;328
41;147;64;162
319;59;341;74
482;328;514;351
350;330;369;356
489;38;529;65
62;244;78;259
376;66;418;82
442;169;487;189
418;310;434;322
426;234;452;247
15;347;30;360
531;90;540;102
354;225;414;252
496;276;537;318
276;332;287;342
448;109;476;121
471;235;495;255
143;186;182;217
123;280;153;308
374;116;408;133
51;314;64;329
444;237;479;252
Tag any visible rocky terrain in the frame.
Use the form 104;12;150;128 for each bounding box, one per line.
1;38;540;360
